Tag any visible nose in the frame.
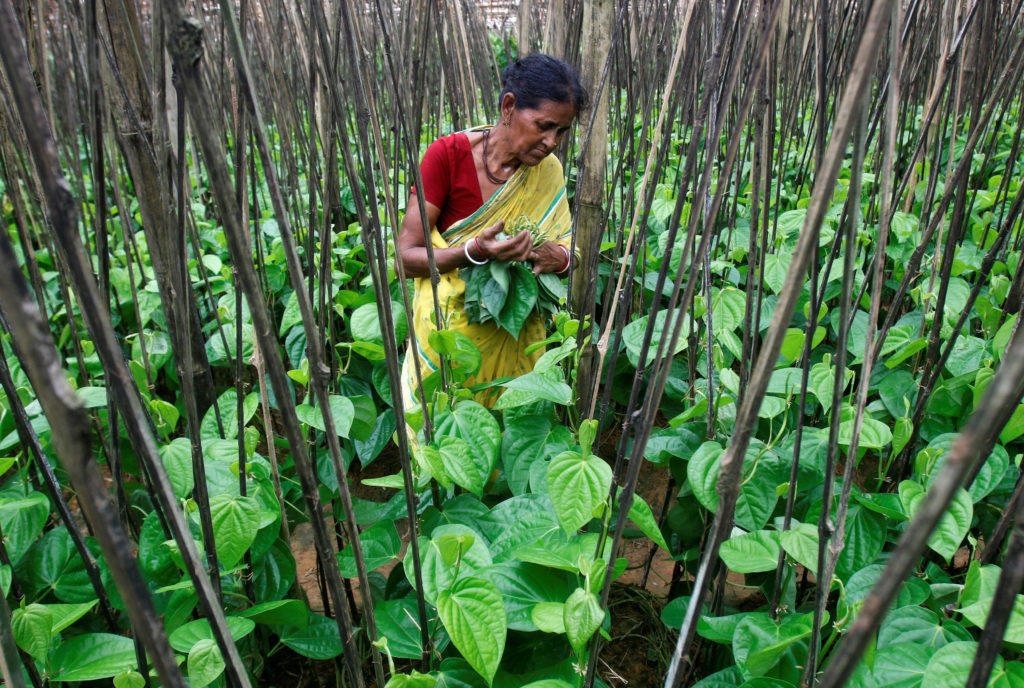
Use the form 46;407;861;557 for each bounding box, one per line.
543;130;558;149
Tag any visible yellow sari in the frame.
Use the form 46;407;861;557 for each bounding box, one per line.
400;146;573;414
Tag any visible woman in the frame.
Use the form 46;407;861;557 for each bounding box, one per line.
398;54;589;410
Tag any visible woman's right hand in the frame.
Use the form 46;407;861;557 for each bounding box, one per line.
476;220;533;262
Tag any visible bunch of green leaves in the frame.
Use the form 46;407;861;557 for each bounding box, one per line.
463;262;566;338
510;214;547;249
462;216;566;338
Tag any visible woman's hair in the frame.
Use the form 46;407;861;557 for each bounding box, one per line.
499;54;590;113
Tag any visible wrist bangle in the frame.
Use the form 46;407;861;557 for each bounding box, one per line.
464;239;489;265
474;237;492;260
557;245;571;274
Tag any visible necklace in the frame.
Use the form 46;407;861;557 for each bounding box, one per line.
482;128;515;185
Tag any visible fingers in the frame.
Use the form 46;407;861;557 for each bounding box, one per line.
513;230;532;259
493;230;531;261
480;220;504;239
477;221;504;257
477;226;543;262
531;242;572;274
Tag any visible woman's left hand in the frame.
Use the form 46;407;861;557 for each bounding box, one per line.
529;241;572;275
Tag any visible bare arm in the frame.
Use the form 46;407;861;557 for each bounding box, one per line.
397;194;533;278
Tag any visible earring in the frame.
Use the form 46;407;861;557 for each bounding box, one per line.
503;115;511;126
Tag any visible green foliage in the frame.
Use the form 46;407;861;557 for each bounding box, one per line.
3;45;1023;688
48;634;138;681
438;577;507;684
462;247;564;338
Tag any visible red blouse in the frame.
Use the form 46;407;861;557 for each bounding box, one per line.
415;133;484;233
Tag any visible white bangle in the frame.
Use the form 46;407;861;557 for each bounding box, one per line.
464;239;489;265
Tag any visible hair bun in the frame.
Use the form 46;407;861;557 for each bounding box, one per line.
498;53;589;113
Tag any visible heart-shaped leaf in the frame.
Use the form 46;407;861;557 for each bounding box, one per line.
187;639;225;688
437;576;506;685
563;587;603;656
209;494;262;568
720;530;781;574
547;451;612;534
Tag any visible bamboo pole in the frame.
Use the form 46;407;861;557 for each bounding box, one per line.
0;4;252;684
819;325;1024;688
803;79;869;687
217;0;389;681
172;86;224;602
585;1;694;419
0;22;186;688
571;0;613;408
100;0;219;416
664;3;894;684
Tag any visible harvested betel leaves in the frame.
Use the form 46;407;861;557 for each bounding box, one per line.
511;213;547;247
462;215;567;338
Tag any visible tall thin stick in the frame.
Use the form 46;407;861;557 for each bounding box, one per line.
664;4;894;684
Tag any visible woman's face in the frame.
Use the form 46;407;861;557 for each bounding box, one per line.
501;95;577;166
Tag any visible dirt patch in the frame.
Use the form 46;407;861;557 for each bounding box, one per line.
616;454;677;598
289;518;332;614
290;442;407;612
598;585;675;686
290;515;410;614
616;537;677;597
258;646;336;687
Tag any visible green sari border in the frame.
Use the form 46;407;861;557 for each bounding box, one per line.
441;166;527;240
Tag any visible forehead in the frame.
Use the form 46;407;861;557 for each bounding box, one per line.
519;99;577;125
